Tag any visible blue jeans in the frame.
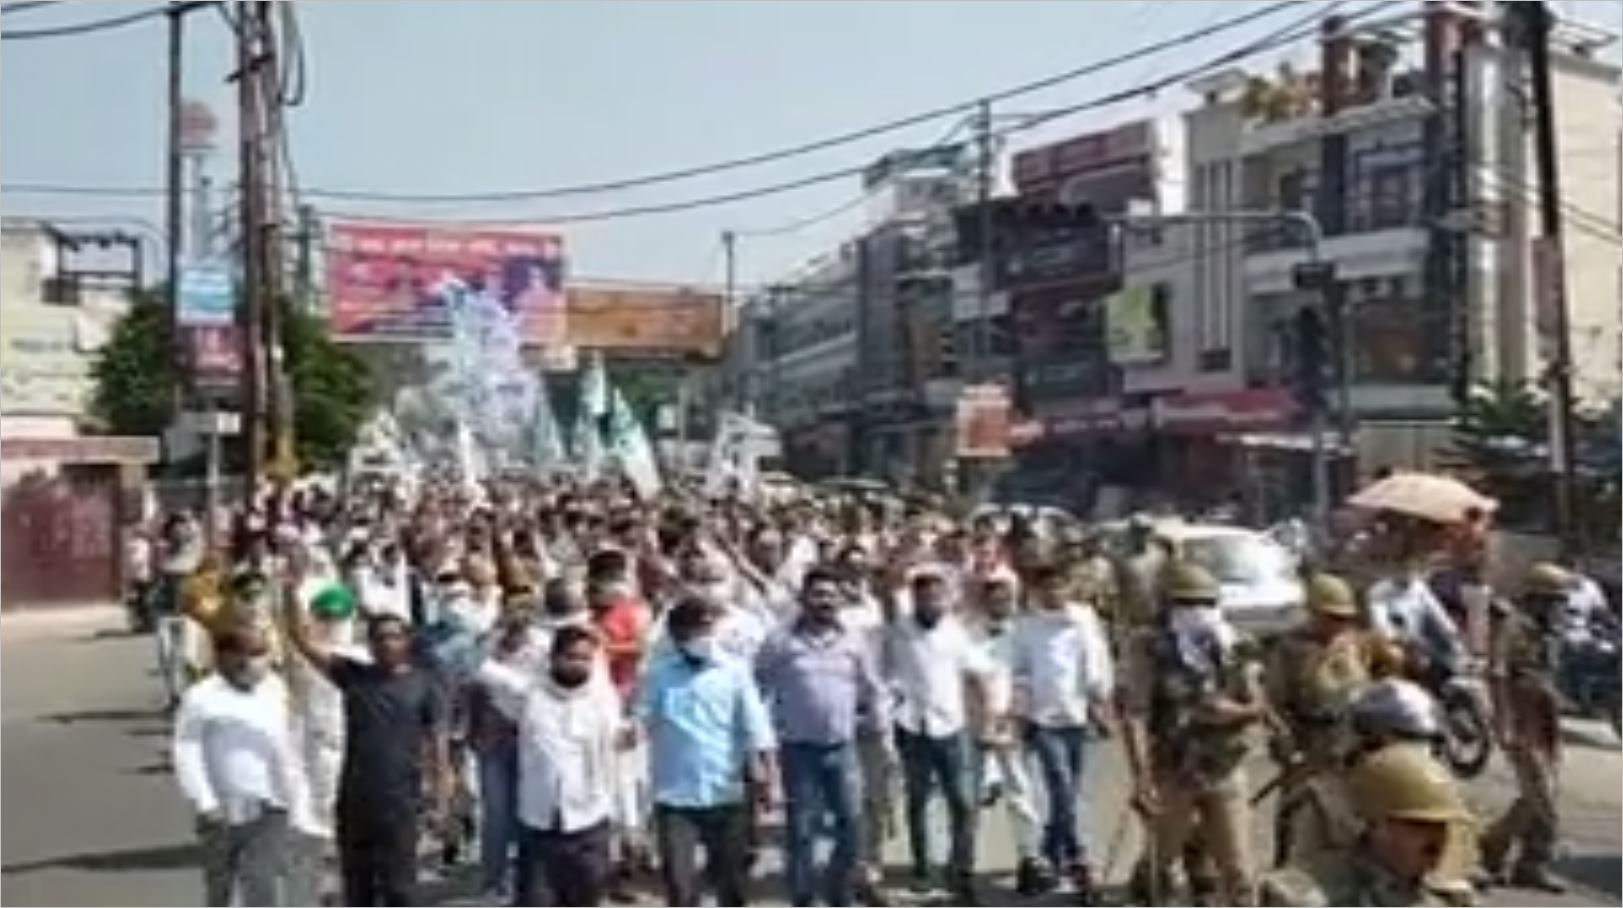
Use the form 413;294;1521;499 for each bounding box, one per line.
477;737;519;894
1026;724;1091;870
894;727;975;885
781;740;862;906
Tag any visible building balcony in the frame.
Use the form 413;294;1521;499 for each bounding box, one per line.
1245;225;1428;295
1237;92;1435;157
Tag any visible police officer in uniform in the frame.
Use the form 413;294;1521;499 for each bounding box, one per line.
1266;573;1372;865
1479;562;1569;893
1260;744;1475;906
1121;561;1266;905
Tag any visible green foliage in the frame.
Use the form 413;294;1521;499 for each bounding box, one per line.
90;289;177;438
90;289;372;471
1447;378;1548;481
1448;380;1621;543
279;299;372;470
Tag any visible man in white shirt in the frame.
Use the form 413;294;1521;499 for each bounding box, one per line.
1010;564;1114;899
285;585;368;908
476;623;625;906
883;567;994;904
966;570;1048;896
1368;569;1467;680
171;624;295;907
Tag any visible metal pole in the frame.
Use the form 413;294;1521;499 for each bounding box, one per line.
237;0;264;501
974;99;993;382
204;404;221;546
165;4;186;419
1520;1;1582;557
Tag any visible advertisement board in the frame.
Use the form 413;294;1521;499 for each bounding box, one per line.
1105;284;1170;365
178;266;234;327
566;286;724;358
326;221;566;344
188;325;242;390
0;304;101;416
955;383;1012;459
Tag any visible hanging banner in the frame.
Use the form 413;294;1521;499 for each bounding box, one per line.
955;383;1012;459
566;285;724;358
325;221;567;345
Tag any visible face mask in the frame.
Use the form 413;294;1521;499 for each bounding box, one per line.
679;637;717;664
551;665;591;689
1170;604;1224;641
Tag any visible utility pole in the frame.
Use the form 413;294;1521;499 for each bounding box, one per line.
165;3;186;420
237;0;266;501
294;203;316;311
973;99;994;383
1517;0;1582;556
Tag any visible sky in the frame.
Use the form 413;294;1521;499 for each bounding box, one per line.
3;0;1619;291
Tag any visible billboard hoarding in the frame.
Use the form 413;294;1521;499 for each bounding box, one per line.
955;383;1012;459
566;286;723;358
188;325;242;391
178;267;234;327
326;221;566;344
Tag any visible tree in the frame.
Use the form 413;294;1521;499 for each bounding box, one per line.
91;289;373;472
279;298;372;470
90;289;176;439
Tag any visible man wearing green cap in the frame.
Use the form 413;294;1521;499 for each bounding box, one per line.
285;583;362;908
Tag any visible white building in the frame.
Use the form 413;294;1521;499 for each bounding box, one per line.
1160;3;1618;483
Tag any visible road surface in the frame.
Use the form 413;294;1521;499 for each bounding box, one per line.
3;607;1618;906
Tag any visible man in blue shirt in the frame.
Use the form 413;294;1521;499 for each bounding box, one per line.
756;567;887;907
637;594;777;906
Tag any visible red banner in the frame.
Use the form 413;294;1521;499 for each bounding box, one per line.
326;221;566;344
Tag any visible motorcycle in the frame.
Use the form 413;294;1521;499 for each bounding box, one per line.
1434;668;1494;779
1559;629;1622;739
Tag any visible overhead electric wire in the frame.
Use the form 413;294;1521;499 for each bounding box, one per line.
1;0;69;16
4;0;1309;202
313;0;1358;227
289;0;1311;203
733;117;974;239
0;2;188;40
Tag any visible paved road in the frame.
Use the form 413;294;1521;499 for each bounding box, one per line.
4;607;1619;906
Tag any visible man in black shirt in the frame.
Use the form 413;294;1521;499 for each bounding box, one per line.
284;556;451;906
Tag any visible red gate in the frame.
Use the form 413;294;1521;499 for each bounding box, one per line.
2;467;121;609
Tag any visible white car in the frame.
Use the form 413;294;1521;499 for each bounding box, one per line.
1166;523;1306;637
1100;518;1306;637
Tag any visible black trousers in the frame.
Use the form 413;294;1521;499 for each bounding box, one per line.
513;820;612;907
336;797;419;906
655;803;751;907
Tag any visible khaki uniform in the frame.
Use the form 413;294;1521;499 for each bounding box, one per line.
1123;624;1264;904
1267;629;1372;864
1114;547;1167;629
1482;604;1561;874
1261;846;1474;906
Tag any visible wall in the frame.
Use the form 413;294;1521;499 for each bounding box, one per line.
0;225;129;422
1551;53;1622;404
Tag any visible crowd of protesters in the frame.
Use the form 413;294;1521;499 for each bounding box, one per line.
149;469;1607;906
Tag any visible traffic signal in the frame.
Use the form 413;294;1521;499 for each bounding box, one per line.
1292;306;1330;415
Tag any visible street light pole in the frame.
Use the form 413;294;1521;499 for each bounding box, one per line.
1111;209;1336;527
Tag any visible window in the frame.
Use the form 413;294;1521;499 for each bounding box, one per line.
1366;164;1412;229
